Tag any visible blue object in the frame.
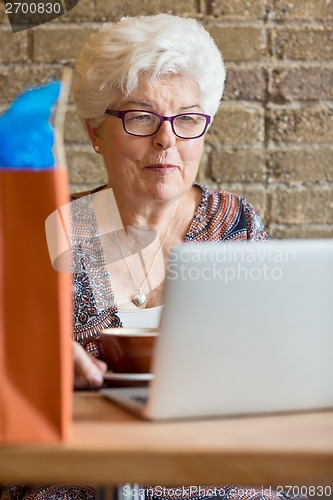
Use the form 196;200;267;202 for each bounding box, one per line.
0;81;61;169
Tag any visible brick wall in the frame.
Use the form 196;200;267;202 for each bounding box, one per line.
1;0;333;238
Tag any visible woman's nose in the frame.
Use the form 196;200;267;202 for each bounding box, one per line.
152;120;177;150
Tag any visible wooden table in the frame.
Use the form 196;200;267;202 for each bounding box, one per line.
0;392;333;488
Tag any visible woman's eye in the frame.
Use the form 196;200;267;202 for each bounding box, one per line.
130;114;154;122
179;115;195;122
178;115;196;123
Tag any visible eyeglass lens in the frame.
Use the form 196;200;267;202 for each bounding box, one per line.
123;111;208;138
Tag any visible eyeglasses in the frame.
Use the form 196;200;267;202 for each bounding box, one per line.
105;109;211;139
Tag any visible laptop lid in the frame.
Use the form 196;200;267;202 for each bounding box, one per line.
102;240;333;420
142;240;333;420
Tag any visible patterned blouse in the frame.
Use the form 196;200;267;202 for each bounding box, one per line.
71;183;269;347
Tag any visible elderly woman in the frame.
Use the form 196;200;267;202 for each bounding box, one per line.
6;13;308;500
69;12;272;500
71;13;268;357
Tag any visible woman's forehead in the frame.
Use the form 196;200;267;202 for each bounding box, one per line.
118;74;201;109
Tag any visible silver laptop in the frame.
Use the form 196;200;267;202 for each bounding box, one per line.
101;240;333;420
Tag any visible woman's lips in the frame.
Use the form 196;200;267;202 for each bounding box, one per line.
144;164;178;172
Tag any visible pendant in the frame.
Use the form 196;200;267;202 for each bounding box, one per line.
132;291;147;308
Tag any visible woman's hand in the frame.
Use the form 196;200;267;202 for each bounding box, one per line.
73;341;107;389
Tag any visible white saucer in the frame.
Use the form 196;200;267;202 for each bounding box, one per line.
104;372;154;382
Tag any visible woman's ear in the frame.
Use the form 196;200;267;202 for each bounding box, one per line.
85;119;102;153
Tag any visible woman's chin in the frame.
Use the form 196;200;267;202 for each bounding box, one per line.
143;181;184;203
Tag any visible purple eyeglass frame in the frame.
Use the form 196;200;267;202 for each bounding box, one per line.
105;109;211;139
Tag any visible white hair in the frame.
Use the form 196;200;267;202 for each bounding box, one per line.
73;14;226;127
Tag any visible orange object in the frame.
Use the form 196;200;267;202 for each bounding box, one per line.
0;169;72;443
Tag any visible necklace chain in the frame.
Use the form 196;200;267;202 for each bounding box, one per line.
113;206;179;308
